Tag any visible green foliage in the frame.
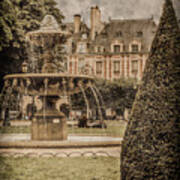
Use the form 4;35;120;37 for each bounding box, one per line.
71;78;137;116
44;0;64;24
0;0;16;51
0;0;64;89
95;78;137;112
121;0;180;179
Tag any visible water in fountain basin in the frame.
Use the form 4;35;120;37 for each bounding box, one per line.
93;85;106;119
93;85;105;109
79;84;90;119
89;85;102;121
0;83;21;123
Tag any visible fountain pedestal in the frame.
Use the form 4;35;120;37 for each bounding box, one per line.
31;96;67;141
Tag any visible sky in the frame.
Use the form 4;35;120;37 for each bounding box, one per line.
55;0;180;26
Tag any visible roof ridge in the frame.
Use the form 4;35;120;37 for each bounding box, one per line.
110;18;153;22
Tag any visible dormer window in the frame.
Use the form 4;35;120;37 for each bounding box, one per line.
97;46;101;53
114;45;121;53
102;32;107;38
61;25;66;30
87;43;90;49
137;31;143;37
82;33;87;39
78;43;86;53
131;44;139;52
96;46;105;53
116;31;122;37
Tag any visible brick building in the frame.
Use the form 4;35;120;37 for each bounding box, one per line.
60;6;157;80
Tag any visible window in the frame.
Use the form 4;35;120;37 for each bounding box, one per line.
123;45;126;52
114;45;120;53
61;44;68;53
137;31;143;37
131;44;139;52
61;25;66;30
78;58;85;72
87;43;90;49
116;31;123;37
82;33;87;39
97;46;101;53
131;60;138;75
72;42;76;53
102;32;107;38
113;61;120;74
78;43;86;53
96;61;103;74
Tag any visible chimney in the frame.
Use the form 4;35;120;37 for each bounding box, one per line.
74;14;81;33
90;6;101;40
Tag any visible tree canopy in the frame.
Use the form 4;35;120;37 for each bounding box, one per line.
70;78;137;118
0;0;64;89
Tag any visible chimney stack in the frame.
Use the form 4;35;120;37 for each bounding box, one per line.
74;14;81;33
90;6;101;40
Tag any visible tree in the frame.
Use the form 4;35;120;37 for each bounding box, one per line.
0;0;64;89
16;0;64;32
0;0;22;89
70;78;137;119
95;78;137;115
44;0;64;24
121;0;180;179
0;0;15;51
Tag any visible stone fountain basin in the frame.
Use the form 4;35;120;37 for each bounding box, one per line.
4;73;94;96
0;134;122;148
4;73;93;79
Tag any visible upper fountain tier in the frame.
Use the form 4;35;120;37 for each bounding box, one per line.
27;15;61;34
26;15;68;74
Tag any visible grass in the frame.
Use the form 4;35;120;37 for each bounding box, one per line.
0;121;127;137
0;126;30;134
69;121;126;137
0;156;120;180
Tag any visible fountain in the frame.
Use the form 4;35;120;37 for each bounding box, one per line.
1;15;102;141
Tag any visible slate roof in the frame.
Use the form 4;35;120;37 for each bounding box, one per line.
92;18;157;53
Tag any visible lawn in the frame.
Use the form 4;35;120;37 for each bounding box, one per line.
0;120;127;137
0;156;120;180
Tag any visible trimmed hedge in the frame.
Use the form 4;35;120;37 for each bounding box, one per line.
121;0;180;179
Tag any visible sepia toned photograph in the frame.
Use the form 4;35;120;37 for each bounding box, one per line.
0;0;180;179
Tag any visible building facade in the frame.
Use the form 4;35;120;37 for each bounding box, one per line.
59;6;157;81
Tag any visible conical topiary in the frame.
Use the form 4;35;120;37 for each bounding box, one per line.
121;0;180;179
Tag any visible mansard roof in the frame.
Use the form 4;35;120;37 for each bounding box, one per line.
94;18;157;52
